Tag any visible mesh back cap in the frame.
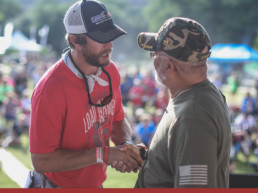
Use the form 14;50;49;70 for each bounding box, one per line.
63;0;127;43
64;1;85;34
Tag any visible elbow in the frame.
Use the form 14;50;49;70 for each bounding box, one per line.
31;154;51;173
32;159;47;173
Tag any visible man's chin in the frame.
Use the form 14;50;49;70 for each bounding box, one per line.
90;59;110;68
100;59;110;67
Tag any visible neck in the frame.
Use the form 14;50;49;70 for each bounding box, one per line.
70;49;98;75
170;86;191;99
170;79;207;99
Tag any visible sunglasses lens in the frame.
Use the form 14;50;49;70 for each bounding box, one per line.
101;95;112;106
150;52;154;58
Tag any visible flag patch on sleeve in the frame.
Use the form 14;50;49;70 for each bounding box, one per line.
179;165;208;186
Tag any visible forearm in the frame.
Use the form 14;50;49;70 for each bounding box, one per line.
111;118;132;146
31;148;97;173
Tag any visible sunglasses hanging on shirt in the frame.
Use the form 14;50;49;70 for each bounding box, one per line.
68;51;113;107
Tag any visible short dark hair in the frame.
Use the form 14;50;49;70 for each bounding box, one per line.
65;33;87;49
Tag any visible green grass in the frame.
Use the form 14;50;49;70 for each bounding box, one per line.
234;153;257;174
1;133;256;188
104;166;138;188
2;134;138;188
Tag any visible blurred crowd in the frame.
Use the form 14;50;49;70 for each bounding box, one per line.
0;56;51;147
1;55;258;174
213;69;258;173
229;89;258;173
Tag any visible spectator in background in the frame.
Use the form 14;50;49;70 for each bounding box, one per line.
241;91;256;115
135;113;155;147
1;92;19;147
120;73;134;106
20;89;31;109
31;64;49;87
0;76;14;108
233;112;255;163
14;68;28;98
3;92;19;127
153;108;163;127
155;86;169;110
2;113;29;147
227;71;239;104
129;78;144;114
141;70;156;107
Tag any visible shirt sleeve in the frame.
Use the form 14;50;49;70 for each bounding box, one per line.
169;118;218;188
29;79;66;153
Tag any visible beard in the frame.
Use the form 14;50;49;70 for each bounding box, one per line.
82;48;113;67
154;62;167;85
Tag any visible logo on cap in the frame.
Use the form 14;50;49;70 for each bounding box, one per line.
91;11;111;25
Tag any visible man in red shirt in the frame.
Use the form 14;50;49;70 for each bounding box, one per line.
28;0;142;188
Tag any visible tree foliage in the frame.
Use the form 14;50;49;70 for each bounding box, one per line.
143;0;258;46
104;0;148;61
13;0;69;55
0;0;22;34
1;0;258;60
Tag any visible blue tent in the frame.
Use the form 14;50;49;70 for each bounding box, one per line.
250;49;258;61
209;43;258;62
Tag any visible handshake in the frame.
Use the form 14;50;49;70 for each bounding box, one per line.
106;143;147;173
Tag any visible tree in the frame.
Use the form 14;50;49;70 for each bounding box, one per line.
104;0;148;61
0;0;22;35
13;0;149;60
32;0;69;55
14;0;69;55
143;0;258;46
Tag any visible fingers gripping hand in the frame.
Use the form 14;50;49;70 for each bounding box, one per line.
109;146;143;173
119;144;143;169
111;161;127;173
120;144;141;157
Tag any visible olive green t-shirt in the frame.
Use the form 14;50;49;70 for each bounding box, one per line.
135;80;231;188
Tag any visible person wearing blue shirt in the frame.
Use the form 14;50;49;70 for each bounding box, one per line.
136;114;155;147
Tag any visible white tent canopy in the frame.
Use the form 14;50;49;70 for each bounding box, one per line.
0;22;42;54
9;31;42;52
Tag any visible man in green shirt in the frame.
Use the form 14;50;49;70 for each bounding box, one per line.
134;17;231;188
0;77;14;106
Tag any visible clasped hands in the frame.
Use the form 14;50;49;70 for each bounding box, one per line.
107;144;145;173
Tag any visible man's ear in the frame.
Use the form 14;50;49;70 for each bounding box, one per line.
168;59;176;72
70;35;77;45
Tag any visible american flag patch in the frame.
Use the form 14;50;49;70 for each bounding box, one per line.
179;165;208;186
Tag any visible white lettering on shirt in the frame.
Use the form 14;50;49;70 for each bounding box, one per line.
83;106;96;134
83;100;116;134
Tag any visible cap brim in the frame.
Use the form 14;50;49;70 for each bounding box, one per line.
137;32;158;51
86;24;127;43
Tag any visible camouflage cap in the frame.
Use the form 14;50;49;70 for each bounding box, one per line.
137;17;211;62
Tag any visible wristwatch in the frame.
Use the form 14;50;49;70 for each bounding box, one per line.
139;146;147;160
121;141;148;160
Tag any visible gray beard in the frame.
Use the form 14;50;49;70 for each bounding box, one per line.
154;65;166;85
